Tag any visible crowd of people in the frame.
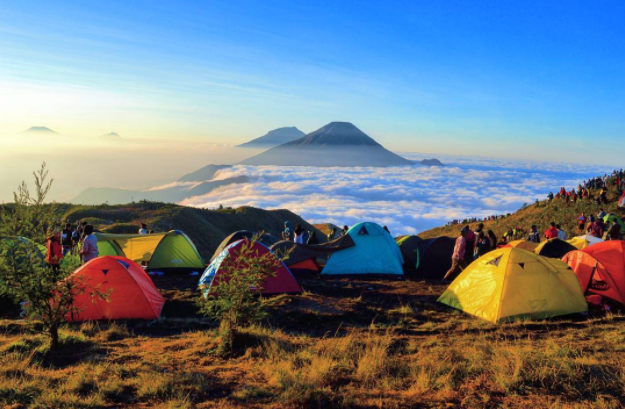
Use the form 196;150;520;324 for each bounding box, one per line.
45;222;154;271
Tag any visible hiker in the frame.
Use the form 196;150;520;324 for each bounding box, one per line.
383;226;391;235
475;231;491;259
597;208;607;219
341;225;349;237
327;227;337;241
302;229;310;244
527;225;540;243
307;231;319;245
282;221;293;241
548;192;554;202
139;223;148;234
577;213;587;233
544;222;559;240
443;227;468;283
46;232;63;274
487;230;498;250
80;225;99;264
463;226;476;266
588;216;605;238
503;228;514;243
293;224;305;244
556;224;568;240
61;223;74;257
606;221;621;241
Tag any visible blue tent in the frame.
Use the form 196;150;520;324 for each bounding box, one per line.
321;222;404;277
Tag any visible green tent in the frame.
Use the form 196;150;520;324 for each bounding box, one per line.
321;222;404;277
94;230;204;271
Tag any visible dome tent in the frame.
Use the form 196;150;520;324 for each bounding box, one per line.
563;241;625;307
270;234;355;274
567;235;603;250
65;256;165;322
395;235;423;275
506;240;538;252
413;237;456;279
534;238;577;259
438;248;587;324
321;222;404;277
199;239;301;296
95;230;204;271
211;230;279;262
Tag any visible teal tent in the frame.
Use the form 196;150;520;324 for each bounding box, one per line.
321;222;404;277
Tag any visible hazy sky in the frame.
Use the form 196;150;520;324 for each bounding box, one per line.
1;1;624;163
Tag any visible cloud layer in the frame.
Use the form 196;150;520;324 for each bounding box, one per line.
181;154;612;236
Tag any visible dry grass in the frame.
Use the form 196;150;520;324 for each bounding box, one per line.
1;278;624;408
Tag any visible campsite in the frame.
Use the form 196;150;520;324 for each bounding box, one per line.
1;176;625;408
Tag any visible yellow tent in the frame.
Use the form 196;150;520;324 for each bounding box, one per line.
506;240;538;252
438;248;587;324
94;230;204;271
566;235;603;250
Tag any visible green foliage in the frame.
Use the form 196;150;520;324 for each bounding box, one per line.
0;163;105;349
198;236;280;355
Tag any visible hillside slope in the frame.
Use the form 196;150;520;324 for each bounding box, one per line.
419;188;625;241
62;203;323;261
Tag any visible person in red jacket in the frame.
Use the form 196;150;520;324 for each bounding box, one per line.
46;232;63;274
544;222;559;239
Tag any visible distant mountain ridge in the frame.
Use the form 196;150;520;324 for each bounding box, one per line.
21;126;59;134
237;127;305;148
240;122;414;167
100;132;121;138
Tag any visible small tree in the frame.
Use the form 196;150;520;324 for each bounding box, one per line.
198;237;280;354
0;163;98;349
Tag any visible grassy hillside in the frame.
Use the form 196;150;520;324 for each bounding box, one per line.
61;202;323;261
1;278;623;408
419;187;625;241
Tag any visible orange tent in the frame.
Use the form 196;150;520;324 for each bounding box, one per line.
562;241;625;307
66;256;165;322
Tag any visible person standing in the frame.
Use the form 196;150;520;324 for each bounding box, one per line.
544;222;559;240
61;223;74;257
443;227;468;283
282;221;293;241
463;226;476;266
556;225;568;240
46;232;64;274
80;225;99;264
528;225;541;243
138;223;148;234
293;224;305;244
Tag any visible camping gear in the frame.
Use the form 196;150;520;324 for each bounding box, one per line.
562;241;625;307
567;235;603;250
321;222;404;277
438;247;587;324
396;235;423;274
506;240;538;252
199;239;302;296
412;236;456;279
271;234;355;273
95;230;204;271
211;230;279;262
65;256;165;322
534;238;577;259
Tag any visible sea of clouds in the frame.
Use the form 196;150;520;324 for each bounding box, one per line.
180;153;614;236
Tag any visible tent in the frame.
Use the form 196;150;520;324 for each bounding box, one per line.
270;234;355;273
396;236;423;274
321;222;404;277
562;241;625;307
603;213;625;233
412;237;456;279
567;235;603;250
211;231;279;262
534;239;577;259
199;239;302;296
438;248;587;324
66;256;165;322
94;231;204;271
506;240;538;252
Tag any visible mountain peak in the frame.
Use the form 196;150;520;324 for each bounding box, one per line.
101;132;121;138
237;126;305;148
22;126;58;134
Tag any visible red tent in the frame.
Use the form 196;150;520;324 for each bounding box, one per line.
66;256;165;322
562;241;625;307
199;239;302;295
